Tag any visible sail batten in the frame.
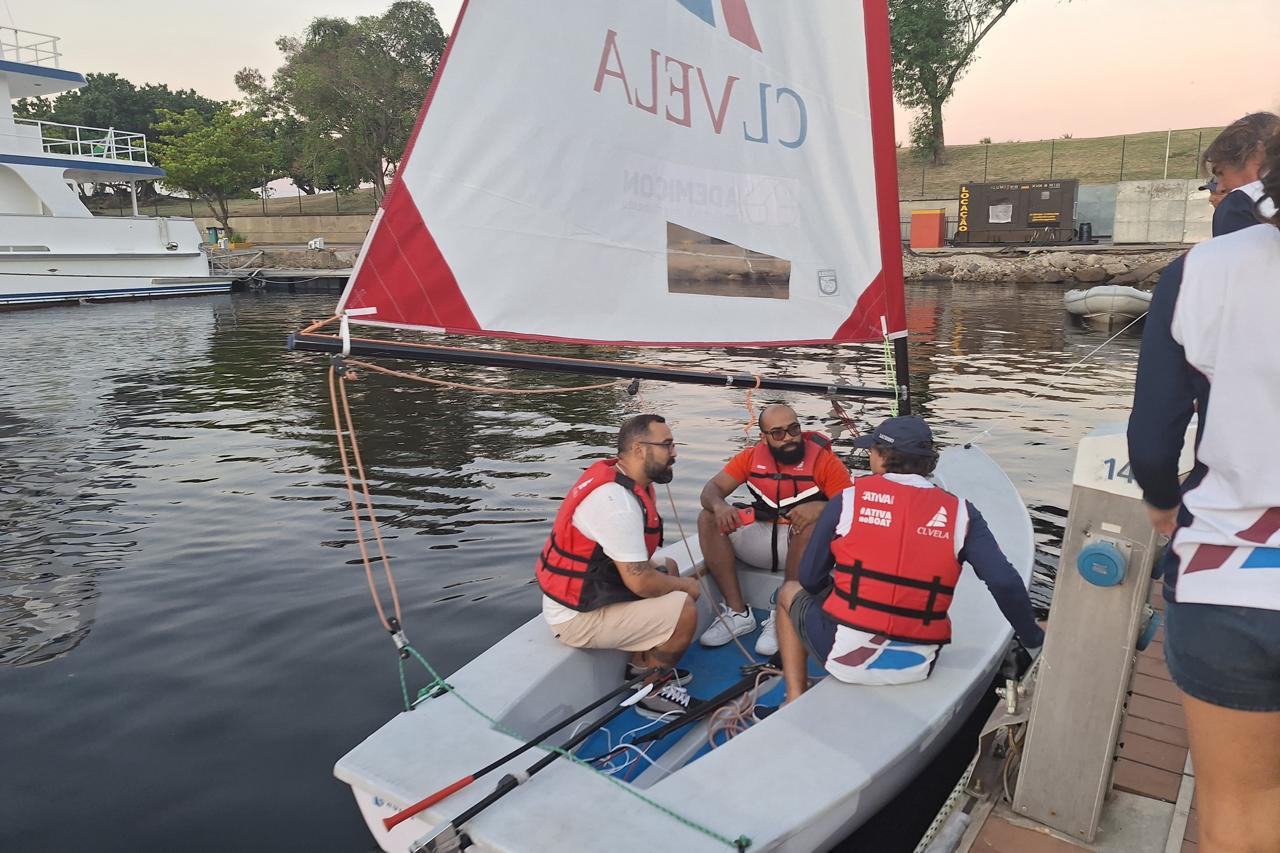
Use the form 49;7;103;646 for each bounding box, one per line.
339;0;906;347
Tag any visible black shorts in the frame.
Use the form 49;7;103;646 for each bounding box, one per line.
789;588;838;663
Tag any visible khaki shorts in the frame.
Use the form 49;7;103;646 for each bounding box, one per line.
730;520;789;569
552;591;689;652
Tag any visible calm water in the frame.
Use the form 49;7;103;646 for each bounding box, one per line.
0;284;1142;852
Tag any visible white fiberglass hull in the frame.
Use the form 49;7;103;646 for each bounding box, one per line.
335;444;1034;853
0;270;232;306
1063;285;1152;323
0;216;231;306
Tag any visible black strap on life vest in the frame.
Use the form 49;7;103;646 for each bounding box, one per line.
834;559;956;625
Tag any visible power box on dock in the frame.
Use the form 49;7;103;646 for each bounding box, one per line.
953;180;1078;245
1013;421;1193;842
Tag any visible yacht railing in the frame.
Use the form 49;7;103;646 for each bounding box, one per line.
14;118;149;163
0;27;61;67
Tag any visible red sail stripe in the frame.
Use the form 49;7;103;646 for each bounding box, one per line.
1237;507;1280;543
346;189;480;331
719;0;762;51
833;0;906;341
1182;543;1236;574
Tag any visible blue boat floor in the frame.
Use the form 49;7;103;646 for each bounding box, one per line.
577;607;827;780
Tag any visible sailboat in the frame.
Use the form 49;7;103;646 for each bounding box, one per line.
288;2;1034;850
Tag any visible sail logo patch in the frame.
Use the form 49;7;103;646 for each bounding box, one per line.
925;507;948;528
674;0;762;52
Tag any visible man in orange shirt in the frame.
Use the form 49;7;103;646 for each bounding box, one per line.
696;404;852;655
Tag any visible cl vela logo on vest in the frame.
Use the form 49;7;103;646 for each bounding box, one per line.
674;0;762;52
823;477;964;644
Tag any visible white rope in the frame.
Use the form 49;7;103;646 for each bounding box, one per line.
663;483;758;665
961;310;1149;446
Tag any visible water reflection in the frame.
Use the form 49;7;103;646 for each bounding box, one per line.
0;282;1142;851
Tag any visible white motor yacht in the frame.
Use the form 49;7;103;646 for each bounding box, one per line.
0;26;231;307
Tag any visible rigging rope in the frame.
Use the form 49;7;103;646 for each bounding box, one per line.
325;359;750;851
344;357;627;395
882;332;900;417
741;374;762;436
663;483;758;666
960;310;1150;446
329;363;403;631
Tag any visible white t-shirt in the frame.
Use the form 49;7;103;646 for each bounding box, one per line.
542;482;650;625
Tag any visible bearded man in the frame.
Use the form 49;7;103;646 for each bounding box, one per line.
696;404;852;655
536;413;700;719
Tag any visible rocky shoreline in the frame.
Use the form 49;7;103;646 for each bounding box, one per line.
903;248;1184;286
226;246;1185;289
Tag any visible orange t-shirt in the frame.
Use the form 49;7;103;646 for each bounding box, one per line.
722;444;852;498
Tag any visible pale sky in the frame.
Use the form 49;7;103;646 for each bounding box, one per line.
10;0;1279;145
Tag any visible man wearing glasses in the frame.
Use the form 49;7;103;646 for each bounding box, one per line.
696;404;852;655
536;414;701;718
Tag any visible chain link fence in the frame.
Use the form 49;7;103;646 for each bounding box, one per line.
88;187;381;219
896;127;1222;201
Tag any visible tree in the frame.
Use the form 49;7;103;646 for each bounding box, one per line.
889;0;1019;163
13;73;224;201
241;1;447;200
152;108;274;233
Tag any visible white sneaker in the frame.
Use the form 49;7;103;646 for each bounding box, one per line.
700;603;756;647
635;683;692;720
755;610;779;656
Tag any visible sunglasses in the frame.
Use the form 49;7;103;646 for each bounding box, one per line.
762;423;802;441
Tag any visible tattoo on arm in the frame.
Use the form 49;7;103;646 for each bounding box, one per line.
619;561;651;576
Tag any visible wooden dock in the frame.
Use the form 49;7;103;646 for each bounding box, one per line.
960;585;1196;853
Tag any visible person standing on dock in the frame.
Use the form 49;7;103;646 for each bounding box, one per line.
696;404;852;656
1129;131;1280;853
536;414;700;719
1202;112;1280;236
766;416;1043;704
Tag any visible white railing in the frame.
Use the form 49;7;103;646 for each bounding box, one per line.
14;118;149;163
0;26;61;67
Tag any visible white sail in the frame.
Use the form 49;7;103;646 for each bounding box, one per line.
337;0;906;345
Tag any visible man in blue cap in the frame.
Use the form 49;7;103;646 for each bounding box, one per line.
764;416;1044;707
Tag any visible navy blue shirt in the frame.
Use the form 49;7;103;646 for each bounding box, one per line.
1128;256;1209;513
1213;189;1264;237
1127;256;1216;599
798;490;1045;648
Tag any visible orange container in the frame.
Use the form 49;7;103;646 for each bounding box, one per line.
909;209;947;249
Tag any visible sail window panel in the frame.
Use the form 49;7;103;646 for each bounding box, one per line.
666;222;790;299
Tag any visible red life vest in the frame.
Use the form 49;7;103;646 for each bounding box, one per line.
535;459;664;612
745;431;835;521
821;475;964;644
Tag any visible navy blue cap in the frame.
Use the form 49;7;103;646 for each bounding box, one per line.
852;416;936;456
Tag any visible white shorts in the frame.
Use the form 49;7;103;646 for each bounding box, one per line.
729;521;789;570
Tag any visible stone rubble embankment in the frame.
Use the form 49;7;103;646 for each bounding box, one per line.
249;248;360;269
227;246;1187;288
903;249;1184;286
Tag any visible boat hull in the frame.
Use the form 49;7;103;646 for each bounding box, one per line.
335;444;1034;852
1063;285;1152;325
0;217;231;306
0;270;232;307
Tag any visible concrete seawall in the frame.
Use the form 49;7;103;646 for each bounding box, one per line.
196;214;373;245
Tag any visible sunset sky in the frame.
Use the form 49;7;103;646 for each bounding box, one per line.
13;0;1280;145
